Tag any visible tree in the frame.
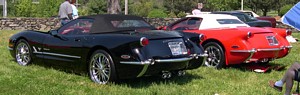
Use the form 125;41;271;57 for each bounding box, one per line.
245;0;278;16
86;0;107;15
129;0;154;17
107;0;121;14
164;0;197;15
34;0;63;17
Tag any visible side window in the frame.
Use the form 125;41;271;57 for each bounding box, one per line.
171;18;202;30
58;19;94;35
234;14;246;22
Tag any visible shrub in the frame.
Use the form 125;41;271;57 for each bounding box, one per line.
167;11;177;18
177;11;187;18
279;4;293;16
147;9;168;18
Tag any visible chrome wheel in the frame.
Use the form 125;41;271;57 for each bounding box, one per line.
89;50;115;84
203;42;225;69
15;40;31;66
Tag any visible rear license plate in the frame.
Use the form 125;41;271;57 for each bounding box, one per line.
168;42;188;56
266;36;279;46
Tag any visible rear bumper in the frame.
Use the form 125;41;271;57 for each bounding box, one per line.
120;53;208;65
230;46;292;63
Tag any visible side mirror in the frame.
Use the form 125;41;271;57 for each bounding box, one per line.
49;30;58;36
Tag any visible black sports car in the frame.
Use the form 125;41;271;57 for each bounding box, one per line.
211;11;272;27
8;14;207;84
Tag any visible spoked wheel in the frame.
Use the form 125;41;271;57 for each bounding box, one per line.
203;42;225;69
89;50;116;84
15;39;32;66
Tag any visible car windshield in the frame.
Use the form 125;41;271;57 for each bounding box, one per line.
243;13;257;20
111;20;152;28
216;19;244;24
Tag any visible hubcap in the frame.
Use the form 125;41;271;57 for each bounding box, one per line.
90;53;111;84
204;46;221;67
16;42;30;66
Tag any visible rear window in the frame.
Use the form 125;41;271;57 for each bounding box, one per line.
111;20;151;28
216;19;244;24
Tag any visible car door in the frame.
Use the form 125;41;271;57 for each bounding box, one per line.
42;19;94;67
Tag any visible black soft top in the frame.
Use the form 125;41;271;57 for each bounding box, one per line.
78;14;155;33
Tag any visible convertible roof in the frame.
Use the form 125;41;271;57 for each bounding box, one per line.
78;14;154;33
211;11;244;14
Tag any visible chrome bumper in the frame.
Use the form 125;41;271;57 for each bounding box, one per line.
7;47;13;50
120;53;208;65
230;45;292;63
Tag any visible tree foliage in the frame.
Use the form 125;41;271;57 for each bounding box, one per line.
86;0;107;15
279;4;294;16
147;9;168;18
4;0;300;18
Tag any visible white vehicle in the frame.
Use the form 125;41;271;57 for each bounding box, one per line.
186;14;250;30
186;14;296;43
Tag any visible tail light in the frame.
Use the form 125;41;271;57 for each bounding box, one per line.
247;32;253;38
140;37;149;46
286;29;292;36
199;34;205;42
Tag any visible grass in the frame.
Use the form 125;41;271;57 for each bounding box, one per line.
1;30;300;95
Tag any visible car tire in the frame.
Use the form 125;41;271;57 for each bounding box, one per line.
88;50;117;84
203;42;225;69
15;39;32;66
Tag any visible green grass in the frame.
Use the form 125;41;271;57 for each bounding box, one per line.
1;30;300;95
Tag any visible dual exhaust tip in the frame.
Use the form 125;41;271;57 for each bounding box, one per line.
161;70;186;79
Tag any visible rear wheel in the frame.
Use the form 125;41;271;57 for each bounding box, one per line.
88;50;117;84
15;39;32;66
203;42;225;69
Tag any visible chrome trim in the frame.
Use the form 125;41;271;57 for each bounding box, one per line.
230;49;256;53
244;49;256;63
199;52;208;65
120;57;194;65
7;47;13;50
257;48;282;51
285;46;293;49
120;60;152;65
155;57;192;63
198;53;208;57
41;52;81;58
32;46;81;59
137;64;149;77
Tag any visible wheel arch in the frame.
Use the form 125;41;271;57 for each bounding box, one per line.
201;39;228;65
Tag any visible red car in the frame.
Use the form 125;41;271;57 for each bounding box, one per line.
162;14;292;69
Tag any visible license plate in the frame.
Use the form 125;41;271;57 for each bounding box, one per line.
266;36;279;46
168;42;188;55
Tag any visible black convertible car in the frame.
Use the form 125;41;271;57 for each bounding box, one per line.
8;14;207;84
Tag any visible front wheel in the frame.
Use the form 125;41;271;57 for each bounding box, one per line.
88;50;117;84
15;39;32;66
203;42;225;69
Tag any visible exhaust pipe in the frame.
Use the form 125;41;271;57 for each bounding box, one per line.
161;71;172;79
260;58;269;63
177;70;186;76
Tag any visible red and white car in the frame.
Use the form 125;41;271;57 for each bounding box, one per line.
162;14;292;69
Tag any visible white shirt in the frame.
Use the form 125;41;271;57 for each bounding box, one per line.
192;9;201;15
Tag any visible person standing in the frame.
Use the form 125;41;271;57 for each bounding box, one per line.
70;0;79;19
58;0;73;26
192;6;201;15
